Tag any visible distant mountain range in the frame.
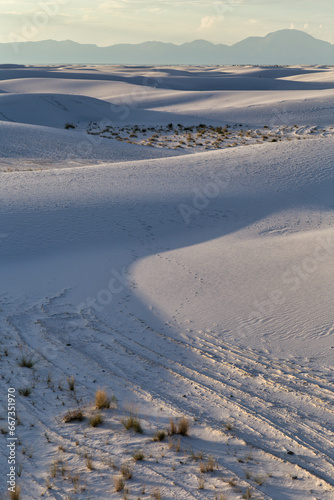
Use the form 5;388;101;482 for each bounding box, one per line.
0;30;333;65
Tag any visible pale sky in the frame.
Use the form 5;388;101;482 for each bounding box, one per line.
1;0;333;46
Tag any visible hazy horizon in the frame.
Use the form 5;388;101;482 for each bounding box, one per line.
2;28;332;49
1;0;333;47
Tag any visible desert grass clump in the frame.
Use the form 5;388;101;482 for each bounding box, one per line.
95;388;110;409
89;412;104;427
121;413;143;433
132;450;145;461
177;417;190;436
168;436;180;452
242;487;252;499
18;386;31;397
114;475;125;492
190;450;204;461
198;475;205;489
153;430;166;442
151;489;162;499
254;474;266;485
67;375;75;391
224;421;233;431
18;353;36;368
86;456;93;470
50;459;60;478
45;478;53;490
168;418;177;436
168;417;189;436
199;456;216;473
63;408;84;423
121;463;133;480
9;485;21;500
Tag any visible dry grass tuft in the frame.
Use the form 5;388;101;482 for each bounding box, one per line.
177;417;190;436
95;388;110;409
121;463;133;480
9;486;21;500
168;418;177;436
89;412;104;427
151;489;162;499
153;430;166;442
168;417;189;436
121;413;143;433
242;487;252;499
199;456;216;473
18;353;36;368
63;408;84;423
67;376;75;391
132;450;145;461
114;475;125;492
198;476;205;489
18;387;31;397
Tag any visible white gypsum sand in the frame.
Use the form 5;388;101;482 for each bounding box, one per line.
0;65;333;499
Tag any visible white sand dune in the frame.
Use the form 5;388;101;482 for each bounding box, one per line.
0;65;333;499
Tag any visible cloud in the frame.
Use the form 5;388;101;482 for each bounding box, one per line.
199;16;215;29
199;14;224;31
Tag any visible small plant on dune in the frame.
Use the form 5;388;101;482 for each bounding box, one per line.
64;123;76;130
198;475;205;489
168;417;189;436
224;421;233;431
168;418;177;436
95;388;110;409
132;450;145;461
86;456;93;470
177;417;190;436
153;430;166;442
168;436;180;452
228;477;237;487
89;412;104;427
67;376;75;391
45;478;53;490
243;487;252;498
199;456;216;473
18;386;31;397
190;449;204;461
18;353;36;368
121;412;143;433
254;474;266;485
50;459;60;478
63;408;84;423
151;489;162;499
121;463;133;480
114;475;125;492
46;371;53;387
9;486;21;500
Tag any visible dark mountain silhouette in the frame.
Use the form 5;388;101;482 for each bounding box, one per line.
0;30;333;65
